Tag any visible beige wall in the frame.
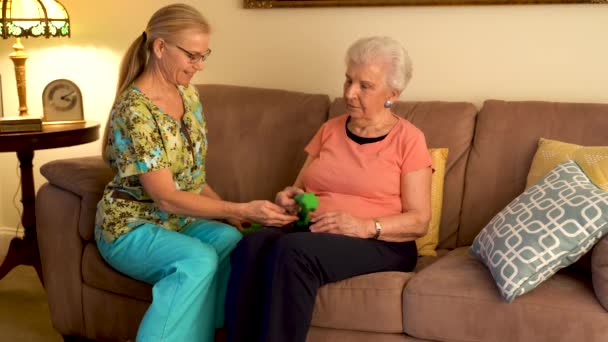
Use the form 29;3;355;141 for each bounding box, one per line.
0;0;607;228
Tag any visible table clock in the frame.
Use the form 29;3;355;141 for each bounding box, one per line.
42;79;84;124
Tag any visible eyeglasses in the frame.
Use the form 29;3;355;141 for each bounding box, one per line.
171;43;212;64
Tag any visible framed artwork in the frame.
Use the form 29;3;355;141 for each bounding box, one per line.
245;0;606;7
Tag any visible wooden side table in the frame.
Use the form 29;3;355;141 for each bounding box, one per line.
0;121;100;284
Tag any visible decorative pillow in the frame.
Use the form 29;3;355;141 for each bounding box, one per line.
470;160;608;302
527;138;608;191
416;148;448;257
592;235;608;311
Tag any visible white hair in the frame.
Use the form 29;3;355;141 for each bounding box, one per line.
345;36;413;93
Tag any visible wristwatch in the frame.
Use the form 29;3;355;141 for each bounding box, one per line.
373;219;382;239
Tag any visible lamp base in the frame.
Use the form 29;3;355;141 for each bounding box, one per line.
0;116;43;133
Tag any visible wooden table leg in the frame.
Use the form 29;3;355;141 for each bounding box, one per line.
0;150;44;285
0;237;43;282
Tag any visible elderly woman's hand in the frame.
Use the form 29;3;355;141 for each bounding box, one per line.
309;211;370;238
243;200;298;227
275;186;305;215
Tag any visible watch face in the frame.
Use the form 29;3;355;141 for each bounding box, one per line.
48;82;78;111
42;79;84;123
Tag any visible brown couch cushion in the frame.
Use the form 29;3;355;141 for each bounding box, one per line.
83;249;442;334
307;326;430;342
311;272;414;333
403;248;608;342
592;235;608;311
82;284;148;341
85;240;425;335
82;243;152;302
199;84;330;203
84;242;422;335
330;100;477;250
459;100;608;247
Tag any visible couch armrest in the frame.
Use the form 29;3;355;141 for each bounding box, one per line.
591;235;608;311
40;156;113;198
36;183;87;336
36;157;113;336
40;156;113;241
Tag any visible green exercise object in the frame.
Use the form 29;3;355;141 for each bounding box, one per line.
241;222;263;235
294;193;319;226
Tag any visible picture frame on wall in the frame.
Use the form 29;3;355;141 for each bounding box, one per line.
244;0;606;7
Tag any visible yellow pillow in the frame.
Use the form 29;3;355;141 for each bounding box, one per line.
416;148;448;257
527;138;608;191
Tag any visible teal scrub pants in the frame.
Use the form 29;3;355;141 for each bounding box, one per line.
95;220;242;342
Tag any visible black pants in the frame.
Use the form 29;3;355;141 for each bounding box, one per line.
224;226;417;342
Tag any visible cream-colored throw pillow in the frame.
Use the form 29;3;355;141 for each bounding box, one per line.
416;148;448;257
527;138;608;191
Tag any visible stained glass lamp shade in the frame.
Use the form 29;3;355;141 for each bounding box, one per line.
1;0;70;117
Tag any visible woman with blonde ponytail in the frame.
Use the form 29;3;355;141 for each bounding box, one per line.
95;4;297;342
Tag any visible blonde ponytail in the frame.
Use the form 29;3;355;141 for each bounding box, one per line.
101;33;148;164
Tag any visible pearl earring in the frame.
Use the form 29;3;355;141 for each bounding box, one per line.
384;100;393;108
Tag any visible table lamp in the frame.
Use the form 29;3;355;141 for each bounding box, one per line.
0;0;69;132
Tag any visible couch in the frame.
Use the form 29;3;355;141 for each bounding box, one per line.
36;84;608;342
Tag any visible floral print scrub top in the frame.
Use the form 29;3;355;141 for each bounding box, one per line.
95;84;207;243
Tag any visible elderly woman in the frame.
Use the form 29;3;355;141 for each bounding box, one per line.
225;36;433;342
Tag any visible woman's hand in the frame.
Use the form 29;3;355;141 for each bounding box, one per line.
225;217;244;231
243;200;298;227
275;186;305;215
309;211;371;238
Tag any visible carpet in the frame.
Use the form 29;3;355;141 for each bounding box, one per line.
0;265;63;342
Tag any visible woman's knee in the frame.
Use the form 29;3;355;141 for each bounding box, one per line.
219;224;243;249
269;234;324;288
270;234;319;268
183;220;242;258
273;233;315;254
177;242;219;276
233;229;283;258
213;224;243;261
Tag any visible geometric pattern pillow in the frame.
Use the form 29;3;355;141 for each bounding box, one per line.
526;138;608;191
416;148;448;257
470;160;608;302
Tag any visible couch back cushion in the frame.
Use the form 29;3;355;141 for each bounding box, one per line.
198;84;330;202
459;100;608;246
330;99;477;250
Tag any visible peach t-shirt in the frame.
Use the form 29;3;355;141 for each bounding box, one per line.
302;114;432;219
